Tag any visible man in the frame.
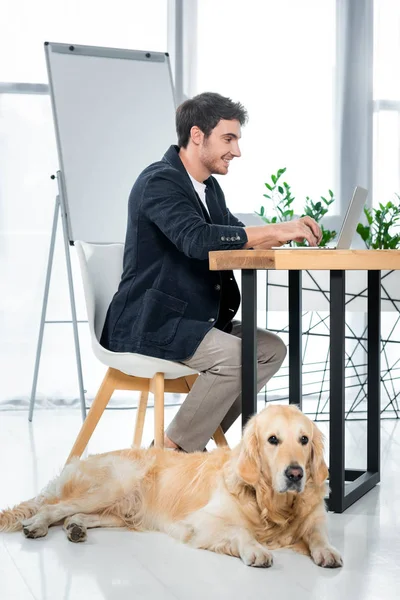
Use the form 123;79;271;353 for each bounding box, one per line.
101;92;321;452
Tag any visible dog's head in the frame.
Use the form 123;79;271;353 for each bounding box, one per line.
235;405;328;494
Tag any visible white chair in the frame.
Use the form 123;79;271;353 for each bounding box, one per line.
66;241;227;463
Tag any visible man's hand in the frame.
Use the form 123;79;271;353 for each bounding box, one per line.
270;216;322;247
244;217;322;249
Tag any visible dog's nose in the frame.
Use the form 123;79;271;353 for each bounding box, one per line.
285;465;304;482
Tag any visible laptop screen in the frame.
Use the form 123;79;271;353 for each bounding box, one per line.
334;186;368;249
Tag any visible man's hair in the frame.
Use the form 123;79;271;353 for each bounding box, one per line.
176;92;248;148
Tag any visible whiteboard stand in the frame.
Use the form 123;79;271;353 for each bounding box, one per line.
28;171;87;422
28;42;177;422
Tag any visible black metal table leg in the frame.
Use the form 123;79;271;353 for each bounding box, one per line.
241;269;257;428
289;270;302;408
368;270;381;475
327;270;381;513
328;270;346;513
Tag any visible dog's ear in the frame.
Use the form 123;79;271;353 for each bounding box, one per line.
236;418;261;486
310;421;329;485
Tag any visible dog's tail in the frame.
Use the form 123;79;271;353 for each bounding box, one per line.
0;497;43;532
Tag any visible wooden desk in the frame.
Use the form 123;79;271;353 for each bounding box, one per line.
209;249;400;513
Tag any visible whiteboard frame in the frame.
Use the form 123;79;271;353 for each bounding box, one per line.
44;41;176;244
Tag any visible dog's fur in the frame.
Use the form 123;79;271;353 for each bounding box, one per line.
0;405;342;568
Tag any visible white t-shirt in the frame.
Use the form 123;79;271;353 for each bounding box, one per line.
188;173;209;215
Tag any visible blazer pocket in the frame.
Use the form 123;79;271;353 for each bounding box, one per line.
135;288;187;346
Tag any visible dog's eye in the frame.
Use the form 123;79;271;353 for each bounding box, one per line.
300;436;309;445
268;436;279;445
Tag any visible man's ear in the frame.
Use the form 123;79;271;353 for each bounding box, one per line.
310;421;329;485
190;125;204;145
236;418;261;486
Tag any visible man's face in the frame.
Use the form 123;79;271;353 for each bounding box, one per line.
197;119;242;176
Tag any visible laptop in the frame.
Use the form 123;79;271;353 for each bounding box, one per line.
272;186;368;250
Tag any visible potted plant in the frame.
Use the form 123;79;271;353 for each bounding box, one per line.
255;168;337;246
356;196;400;249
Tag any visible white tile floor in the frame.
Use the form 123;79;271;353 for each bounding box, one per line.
1;405;400;600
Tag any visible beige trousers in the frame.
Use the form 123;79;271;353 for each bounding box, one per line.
166;321;287;452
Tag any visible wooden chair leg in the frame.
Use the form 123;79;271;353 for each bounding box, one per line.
132;390;149;447
65;368;115;464
152;372;165;448
212;425;229;448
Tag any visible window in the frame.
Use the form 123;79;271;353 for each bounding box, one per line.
1;0;167;82
373;0;400;205
0;0;168;405
195;0;336;216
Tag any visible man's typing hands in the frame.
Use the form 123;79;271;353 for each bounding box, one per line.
244;216;322;249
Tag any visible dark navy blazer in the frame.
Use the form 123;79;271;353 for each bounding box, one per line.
100;145;248;361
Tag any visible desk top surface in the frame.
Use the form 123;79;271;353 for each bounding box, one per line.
208;249;400;271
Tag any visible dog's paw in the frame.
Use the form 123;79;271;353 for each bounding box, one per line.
22;517;48;539
239;542;273;568
66;523;87;543
311;545;343;568
64;521;87;543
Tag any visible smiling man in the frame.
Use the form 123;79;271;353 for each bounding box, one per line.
101;92;321;452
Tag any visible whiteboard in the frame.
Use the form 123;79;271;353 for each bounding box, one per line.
45;42;177;243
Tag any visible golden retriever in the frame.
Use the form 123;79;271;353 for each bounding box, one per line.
0;405;342;568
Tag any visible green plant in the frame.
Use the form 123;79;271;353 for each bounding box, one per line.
255;168;337;246
356;196;400;249
256;168;295;224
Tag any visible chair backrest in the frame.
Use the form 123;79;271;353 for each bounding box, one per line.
75;241;124;345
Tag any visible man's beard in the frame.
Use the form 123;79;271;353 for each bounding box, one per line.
200;149;229;176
